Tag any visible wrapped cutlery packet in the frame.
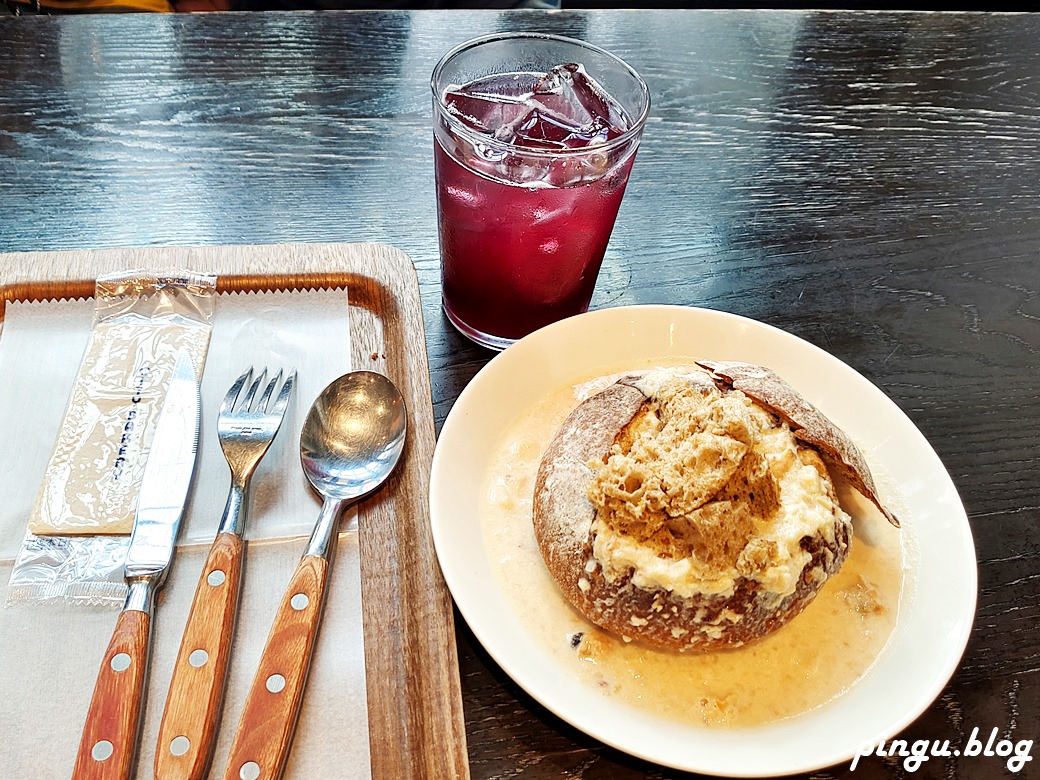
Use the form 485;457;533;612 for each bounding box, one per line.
7;270;215;606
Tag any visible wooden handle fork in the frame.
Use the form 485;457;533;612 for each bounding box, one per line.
154;532;245;780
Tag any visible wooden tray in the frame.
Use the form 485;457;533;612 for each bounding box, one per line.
0;242;469;780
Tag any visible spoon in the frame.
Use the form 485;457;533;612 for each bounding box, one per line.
221;371;406;780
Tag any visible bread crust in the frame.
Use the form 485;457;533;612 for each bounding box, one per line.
532;366;875;652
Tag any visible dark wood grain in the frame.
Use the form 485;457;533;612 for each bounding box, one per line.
1;9;1038;779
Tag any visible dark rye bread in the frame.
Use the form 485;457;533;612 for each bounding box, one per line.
532;367;868;652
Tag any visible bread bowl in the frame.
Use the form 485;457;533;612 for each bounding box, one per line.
532;362;897;652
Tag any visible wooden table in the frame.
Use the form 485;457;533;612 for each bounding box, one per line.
1;9;1037;780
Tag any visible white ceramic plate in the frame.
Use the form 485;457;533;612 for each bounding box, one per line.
429;305;976;777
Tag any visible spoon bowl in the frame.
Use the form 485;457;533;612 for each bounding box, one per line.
301;370;407;502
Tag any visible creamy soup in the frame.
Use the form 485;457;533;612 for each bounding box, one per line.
480;365;907;728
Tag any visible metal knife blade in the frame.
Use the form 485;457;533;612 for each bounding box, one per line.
73;350;201;780
125;350;201;583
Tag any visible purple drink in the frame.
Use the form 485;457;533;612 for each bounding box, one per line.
432;35;649;350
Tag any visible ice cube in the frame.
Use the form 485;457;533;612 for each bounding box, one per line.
442;65;633;187
508;106;618;149
530;63;629;144
443;84;529;134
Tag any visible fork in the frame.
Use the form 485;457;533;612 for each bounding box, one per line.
154;367;296;780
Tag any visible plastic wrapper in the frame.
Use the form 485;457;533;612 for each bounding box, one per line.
6;270;215;606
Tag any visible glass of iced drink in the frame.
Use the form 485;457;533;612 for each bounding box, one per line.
431;33;650;350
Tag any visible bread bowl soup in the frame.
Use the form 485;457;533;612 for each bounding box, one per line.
481;363;906;727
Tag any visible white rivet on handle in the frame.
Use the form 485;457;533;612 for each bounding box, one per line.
92;741;114;761
110;653;131;672
266;674;286;693
188;649;209;668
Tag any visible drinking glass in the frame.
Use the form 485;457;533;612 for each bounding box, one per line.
431;33;650;351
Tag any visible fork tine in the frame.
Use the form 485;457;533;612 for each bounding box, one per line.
269;369;297;420
221;367;253;417
257;369;283;413
240;369;268;413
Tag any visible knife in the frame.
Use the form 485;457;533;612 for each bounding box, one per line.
72;351;201;780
